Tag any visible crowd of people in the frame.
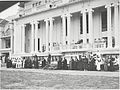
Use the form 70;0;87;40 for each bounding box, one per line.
2;54;119;71
57;55;119;71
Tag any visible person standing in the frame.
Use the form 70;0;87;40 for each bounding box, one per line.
82;56;88;71
6;57;12;68
69;56;74;70
42;57;46;68
89;56;96;71
22;57;25;68
109;56;114;71
47;54;51;64
75;56;79;70
104;56;109;71
34;55;39;69
62;57;67;70
57;57;62;70
95;56;102;71
29;57;32;68
78;56;83;70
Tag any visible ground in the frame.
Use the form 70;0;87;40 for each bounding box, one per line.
0;69;119;90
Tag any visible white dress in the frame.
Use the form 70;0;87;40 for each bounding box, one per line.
96;59;101;71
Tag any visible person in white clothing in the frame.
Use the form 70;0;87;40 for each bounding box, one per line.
95;56;102;71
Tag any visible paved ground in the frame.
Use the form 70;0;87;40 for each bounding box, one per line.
0;68;119;90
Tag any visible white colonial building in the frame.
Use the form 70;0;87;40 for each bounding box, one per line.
12;0;120;59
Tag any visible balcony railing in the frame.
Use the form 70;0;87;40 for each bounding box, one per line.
62;44;92;50
51;43;93;51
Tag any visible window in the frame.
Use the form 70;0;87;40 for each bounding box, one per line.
38;38;40;51
5;38;10;48
80;15;83;34
66;18;67;36
101;11;107;32
86;14;89;33
87;39;89;43
38;23;40;29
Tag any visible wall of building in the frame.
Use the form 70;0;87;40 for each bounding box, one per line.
13;0;120;55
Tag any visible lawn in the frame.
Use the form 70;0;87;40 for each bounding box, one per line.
0;70;119;89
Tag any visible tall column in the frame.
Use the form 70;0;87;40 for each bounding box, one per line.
39;22;42;52
22;24;25;53
66;14;72;45
88;9;94;47
45;19;49;52
61;15;66;45
114;4;119;48
82;10;87;44
35;21;38;53
13;20;17;54
31;22;34;53
49;18;54;51
106;5;112;48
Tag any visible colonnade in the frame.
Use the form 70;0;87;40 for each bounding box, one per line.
106;3;119;48
20;8;95;53
19;3;120;54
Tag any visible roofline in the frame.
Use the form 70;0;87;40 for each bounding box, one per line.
15;0;84;20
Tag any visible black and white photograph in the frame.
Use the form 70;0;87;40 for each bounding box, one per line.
0;0;120;89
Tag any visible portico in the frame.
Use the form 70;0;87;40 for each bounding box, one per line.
12;0;120;57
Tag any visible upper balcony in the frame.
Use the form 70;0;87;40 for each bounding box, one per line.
51;40;106;52
51;43;93;52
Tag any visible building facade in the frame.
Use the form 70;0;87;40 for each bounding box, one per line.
0;18;14;59
12;0;120;59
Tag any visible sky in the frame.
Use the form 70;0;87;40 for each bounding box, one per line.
0;3;19;19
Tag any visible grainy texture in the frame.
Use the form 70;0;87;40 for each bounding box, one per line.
0;70;119;89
